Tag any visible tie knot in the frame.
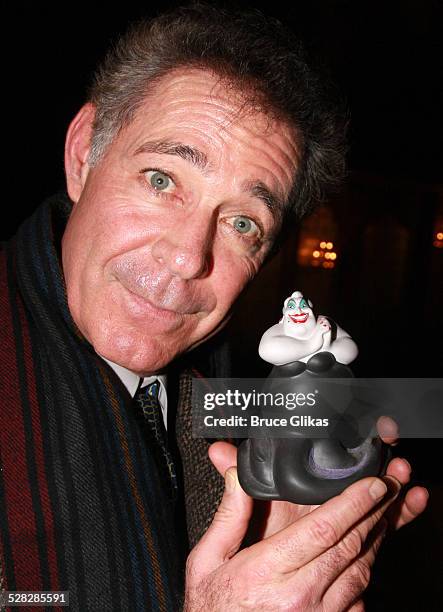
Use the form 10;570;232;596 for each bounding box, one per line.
146;380;160;399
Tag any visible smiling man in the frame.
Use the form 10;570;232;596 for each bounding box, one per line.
0;4;428;611
62;68;297;375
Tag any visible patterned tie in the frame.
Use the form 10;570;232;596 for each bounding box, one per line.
134;380;177;497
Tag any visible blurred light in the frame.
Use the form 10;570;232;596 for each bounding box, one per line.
301;236;339;267
434;227;443;248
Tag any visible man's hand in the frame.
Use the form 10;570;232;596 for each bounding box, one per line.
185;465;400;611
209;423;428;537
184;441;428;611
377;416;429;529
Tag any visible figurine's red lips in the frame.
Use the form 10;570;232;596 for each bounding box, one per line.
289;313;309;323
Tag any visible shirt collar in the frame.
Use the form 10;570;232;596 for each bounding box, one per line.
99;355;167;398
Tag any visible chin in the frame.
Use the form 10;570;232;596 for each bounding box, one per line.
105;337;172;373
78;297;214;373
95;322;195;374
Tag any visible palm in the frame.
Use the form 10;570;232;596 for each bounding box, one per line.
245;499;315;542
261;499;316;538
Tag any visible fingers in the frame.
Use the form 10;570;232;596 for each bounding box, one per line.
386;485;429;530
208;440;237;476
384;457;429;529
386;456;411;484
293;478;400;597
188;467;253;579
323;518;388;611
377;415;399;445
260;475;391;573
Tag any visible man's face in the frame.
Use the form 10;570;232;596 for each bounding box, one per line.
62;68;299;374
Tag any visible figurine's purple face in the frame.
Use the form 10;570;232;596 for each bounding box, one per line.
282;293;316;338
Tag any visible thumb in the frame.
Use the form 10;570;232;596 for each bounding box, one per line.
208;440;237;476
192;466;253;576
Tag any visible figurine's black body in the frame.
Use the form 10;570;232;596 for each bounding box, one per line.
237;351;389;505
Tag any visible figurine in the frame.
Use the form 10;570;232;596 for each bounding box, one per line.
259;290;358;366
237;290;389;505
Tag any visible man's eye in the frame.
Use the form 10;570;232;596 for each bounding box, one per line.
299;299;307;308
288;300;296;309
144;170;176;192
232;216;259;236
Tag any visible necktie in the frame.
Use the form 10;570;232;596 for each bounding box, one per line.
134;380;177;497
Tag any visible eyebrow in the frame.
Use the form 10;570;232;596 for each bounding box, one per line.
245;180;285;219
134;139;286;219
134;139;209;172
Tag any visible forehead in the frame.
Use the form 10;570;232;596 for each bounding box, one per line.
131;67;294;133
115;68;300;195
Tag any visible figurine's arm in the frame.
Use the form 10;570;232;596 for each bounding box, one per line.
327;325;359;365
258;323;324;365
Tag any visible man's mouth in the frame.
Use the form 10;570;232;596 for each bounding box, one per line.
110;263;215;316
114;274;204;316
123;285;194;316
288;313;309;324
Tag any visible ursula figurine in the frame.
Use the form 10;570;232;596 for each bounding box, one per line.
259;290;358;366
237;290;389;505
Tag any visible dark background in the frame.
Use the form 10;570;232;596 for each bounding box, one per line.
4;0;442;374
4;1;442;609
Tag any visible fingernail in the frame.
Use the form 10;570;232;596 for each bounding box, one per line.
225;468;237;493
369;478;388;501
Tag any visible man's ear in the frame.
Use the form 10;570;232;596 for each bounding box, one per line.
64;103;96;203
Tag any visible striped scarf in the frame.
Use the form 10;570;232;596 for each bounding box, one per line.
0;194;184;610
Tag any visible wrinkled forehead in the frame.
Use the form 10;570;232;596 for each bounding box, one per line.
119;68;300;221
144;66;295;126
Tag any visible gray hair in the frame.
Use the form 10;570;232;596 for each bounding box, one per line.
87;3;348;220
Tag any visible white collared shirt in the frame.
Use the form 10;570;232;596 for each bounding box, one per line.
100;356;168;430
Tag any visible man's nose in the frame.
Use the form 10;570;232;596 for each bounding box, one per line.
151;211;214;279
